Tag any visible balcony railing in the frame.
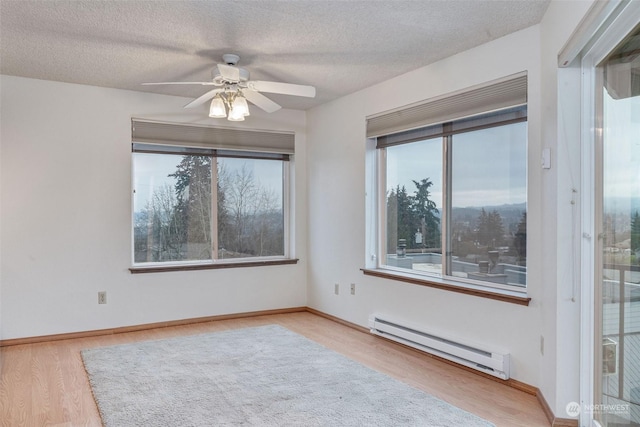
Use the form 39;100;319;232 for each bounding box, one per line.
386;251;526;287
602;263;640;423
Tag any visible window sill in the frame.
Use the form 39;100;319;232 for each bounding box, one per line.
130;258;299;274
361;268;530;306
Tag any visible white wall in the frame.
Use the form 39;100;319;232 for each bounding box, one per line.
307;24;544;386
306;0;592;414
0;0;596;418
540;0;595;417
0;76;308;340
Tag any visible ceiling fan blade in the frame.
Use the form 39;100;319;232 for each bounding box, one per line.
183;88;223;109
217;64;240;82
141;82;217;85
248;81;316;98
243;89;281;113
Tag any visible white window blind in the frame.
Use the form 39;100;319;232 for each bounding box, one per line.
131;119;295;154
376;105;527;149
366;73;527;138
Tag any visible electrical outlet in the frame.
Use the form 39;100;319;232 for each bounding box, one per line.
540;335;544;355
334;283;339;295
98;291;107;304
350;283;356;295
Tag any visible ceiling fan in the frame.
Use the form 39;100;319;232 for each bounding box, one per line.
142;54;316;121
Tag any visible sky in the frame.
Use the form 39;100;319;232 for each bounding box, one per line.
132;86;636;216
133;153;182;212
386;122;528;209
133;153;284;213
603;87;640;204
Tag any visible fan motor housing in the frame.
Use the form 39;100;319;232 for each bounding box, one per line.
212;67;250;82
222;53;240;65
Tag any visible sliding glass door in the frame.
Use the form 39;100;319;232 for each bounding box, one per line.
595;22;640;427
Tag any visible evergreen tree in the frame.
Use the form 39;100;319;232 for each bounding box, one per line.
386;185;414;251
386;179;441;252
216;162;230;256
513;212;527;263
168;155;212;258
476;208;505;248
603;214;616;248
631;211;640;253
386;187;398;253
411;178;440;248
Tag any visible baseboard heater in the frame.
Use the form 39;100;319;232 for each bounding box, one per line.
368;314;510;380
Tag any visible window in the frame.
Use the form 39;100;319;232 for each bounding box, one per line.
369;74;527;292
130;120;293;269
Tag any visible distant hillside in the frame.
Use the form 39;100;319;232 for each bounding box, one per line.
604;197;640;214
452;203;526;233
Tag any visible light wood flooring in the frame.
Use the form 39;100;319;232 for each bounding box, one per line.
0;311;550;426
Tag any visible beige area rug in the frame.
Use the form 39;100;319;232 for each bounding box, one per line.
81;324;495;426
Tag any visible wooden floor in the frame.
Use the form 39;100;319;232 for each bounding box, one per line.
0;311;550;426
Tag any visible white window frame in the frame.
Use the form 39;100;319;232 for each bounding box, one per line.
129;120;296;271
365;74;529;298
131;148;293;268
374;116;528;295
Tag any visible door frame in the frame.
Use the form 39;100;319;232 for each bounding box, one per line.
579;3;640;426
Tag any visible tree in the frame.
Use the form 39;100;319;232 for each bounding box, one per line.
135;183;184;262
603;213;616;249
216;161;230;256
134;154;212;262
476;208;505;248
386;188;398;253
248;188;282;256
168;155;212;259
386;178;440;252
222;163;258;255
386;185;414;252
513;212;527;264
218;162;284;257
412;178;440;248
631;211;640;253
135;156;285;262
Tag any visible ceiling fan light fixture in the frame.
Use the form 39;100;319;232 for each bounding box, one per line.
209;96;226;118
148;54;316;119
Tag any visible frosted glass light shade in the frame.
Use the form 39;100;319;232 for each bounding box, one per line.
232;95;250;116
227;107;245;121
209;97;226;118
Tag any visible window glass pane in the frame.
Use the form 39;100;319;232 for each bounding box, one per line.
133;153;212;263
450;122;527;287
599;39;640;424
384;138;442;275
217;158;284;259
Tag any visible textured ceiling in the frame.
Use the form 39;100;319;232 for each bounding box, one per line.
0;0;550;111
